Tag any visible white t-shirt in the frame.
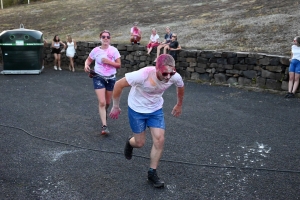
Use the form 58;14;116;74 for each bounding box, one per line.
89;45;121;76
149;34;159;43
125;66;184;113
291;45;300;61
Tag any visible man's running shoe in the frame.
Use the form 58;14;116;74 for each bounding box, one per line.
124;136;133;160
148;171;165;188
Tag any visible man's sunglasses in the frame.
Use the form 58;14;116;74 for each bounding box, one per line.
101;36;111;39
162;71;176;77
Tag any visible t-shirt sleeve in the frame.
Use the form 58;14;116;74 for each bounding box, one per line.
172;73;184;87
113;47;121;60
125;69;145;86
89;47;97;60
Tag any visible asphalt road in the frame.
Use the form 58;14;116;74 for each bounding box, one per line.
0;67;300;199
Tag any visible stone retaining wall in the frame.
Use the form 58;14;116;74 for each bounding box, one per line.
0;41;295;92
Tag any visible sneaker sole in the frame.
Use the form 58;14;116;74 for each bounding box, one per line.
147;179;164;188
101;131;109;135
101;125;110;135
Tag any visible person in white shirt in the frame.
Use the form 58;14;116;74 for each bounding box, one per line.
109;54;185;188
155;26;172;62
285;36;300;98
146;28;160;55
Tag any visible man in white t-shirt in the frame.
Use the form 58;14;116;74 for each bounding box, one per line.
109;54;184;188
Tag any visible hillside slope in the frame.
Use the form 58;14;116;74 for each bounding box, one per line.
0;0;299;56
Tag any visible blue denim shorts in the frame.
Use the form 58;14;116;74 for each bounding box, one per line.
289;59;300;74
128;107;165;134
93;76;116;91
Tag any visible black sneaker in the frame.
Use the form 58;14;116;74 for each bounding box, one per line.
285;92;295;98
131;42;134;45
284;92;292;98
124;136;133;160
137;42;140;45
101;125;110;135
148;171;165;188
288;93;295;98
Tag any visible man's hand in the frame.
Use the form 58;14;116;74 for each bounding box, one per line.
171;104;182;117
109;107;121;119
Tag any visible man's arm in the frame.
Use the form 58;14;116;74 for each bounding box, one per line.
109;77;131;119
171;86;184;117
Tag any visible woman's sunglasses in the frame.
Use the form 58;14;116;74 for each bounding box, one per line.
101;36;111;39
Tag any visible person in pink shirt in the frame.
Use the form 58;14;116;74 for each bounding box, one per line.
130;22;142;45
84;30;121;135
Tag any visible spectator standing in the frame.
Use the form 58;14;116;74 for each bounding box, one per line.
66;34;77;72
285;36;300;98
51;35;66;71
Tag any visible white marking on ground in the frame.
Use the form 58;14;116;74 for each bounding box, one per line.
216;142;272;196
34;178;82;200
43;149;83;162
166;184;176;193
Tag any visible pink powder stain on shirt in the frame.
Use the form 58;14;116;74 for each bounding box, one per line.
132;27;140;36
144;67;157;87
94;47;114;74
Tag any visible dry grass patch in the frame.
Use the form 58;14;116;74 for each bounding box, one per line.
0;0;299;56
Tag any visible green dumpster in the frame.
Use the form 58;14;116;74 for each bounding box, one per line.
0;24;44;74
